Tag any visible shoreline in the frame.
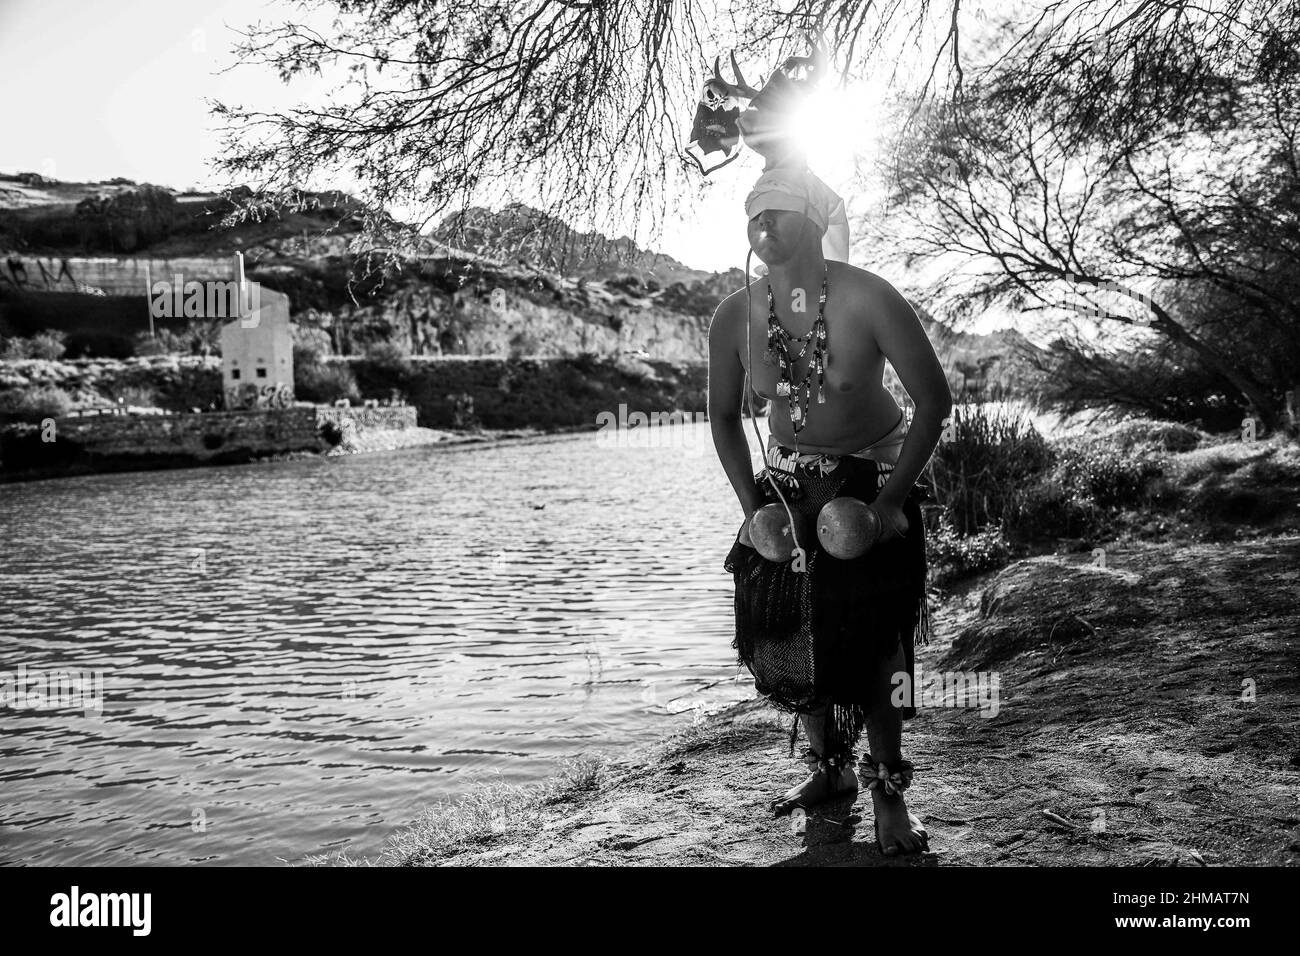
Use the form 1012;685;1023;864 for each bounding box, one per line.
0;407;750;483
0;417;607;484
311;533;1300;866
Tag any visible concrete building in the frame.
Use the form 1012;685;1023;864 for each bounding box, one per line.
218;286;294;410
1;251;296;410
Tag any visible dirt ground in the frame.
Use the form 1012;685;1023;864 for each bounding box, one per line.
414;535;1300;866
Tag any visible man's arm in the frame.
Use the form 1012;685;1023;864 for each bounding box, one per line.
708;292;765;520
869;278;953;509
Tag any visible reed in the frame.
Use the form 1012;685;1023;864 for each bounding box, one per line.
927;398;1054;536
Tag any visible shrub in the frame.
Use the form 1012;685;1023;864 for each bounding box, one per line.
1104;418;1203;454
353;340;412;397
364;339;410;367
928;400;1055;535
292;321;333;356
570;351;600;375
293;342;323;369
1006;439;1166;540
446;391;479;429
0;385;75;423
927;515;1014;586
27;331;67;360
1052;439;1165;509
62;330;134;359
0;331;67;360
1241;445;1300;485
132;328;204;357
296;360;360;405
132;333;171;358
1011;475;1101;539
157;364;223;411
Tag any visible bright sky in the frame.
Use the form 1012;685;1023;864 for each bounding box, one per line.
0;0;311;188
0;0;883;268
0;0;1027;335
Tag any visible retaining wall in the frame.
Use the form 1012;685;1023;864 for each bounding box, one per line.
0;405;417;480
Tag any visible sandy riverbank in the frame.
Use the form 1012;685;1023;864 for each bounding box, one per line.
311;534;1300;866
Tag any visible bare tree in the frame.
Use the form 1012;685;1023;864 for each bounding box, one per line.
211;0;1300;419
869;1;1300;430
211;1;975;256
215;1;714;260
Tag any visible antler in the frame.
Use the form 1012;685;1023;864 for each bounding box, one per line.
704;52;763;104
729;51;764;97
779;32;828;84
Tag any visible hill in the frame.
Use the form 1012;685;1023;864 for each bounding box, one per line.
917;313;1045;399
433;202;715;287
0;172;1047;395
0;175;718;362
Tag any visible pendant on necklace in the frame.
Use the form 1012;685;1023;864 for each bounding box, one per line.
791;403;803;424
776;381;791;397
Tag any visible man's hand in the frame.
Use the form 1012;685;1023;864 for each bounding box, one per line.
872;499;909;543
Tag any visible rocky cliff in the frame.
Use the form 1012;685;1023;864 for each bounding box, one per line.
0;176;726;364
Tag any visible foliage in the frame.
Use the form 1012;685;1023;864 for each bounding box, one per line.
1021;335;1248;430
1102;418;1204;454
1008;439;1167;539
926;514;1013;587
927;402;1176;543
362;340;411;376
0;385;75;423
1;332;67;360
295;356;361;405
872;2;1300;429
73;184;177;252
215;1;713;262
927;399;1054;535
132;325;221;357
1050;439;1166;510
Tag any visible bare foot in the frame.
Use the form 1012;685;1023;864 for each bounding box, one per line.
772;766;857;816
871;788;929;855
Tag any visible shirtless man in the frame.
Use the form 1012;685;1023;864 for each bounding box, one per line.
708;157;952;854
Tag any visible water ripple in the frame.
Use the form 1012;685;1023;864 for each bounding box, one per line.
0;423;756;865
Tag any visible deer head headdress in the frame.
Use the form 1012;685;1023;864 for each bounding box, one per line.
686;34;829;175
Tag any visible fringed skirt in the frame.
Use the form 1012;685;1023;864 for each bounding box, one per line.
723;443;932;762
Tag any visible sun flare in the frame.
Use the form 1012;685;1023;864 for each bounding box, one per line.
785;79;890;184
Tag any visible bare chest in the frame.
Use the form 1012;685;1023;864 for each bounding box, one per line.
740;295;883;402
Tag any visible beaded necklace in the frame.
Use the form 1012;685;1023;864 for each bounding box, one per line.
764;269;828;437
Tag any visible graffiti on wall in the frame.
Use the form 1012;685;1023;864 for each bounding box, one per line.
0;256;93;293
2;256;245;297
224;382;293;411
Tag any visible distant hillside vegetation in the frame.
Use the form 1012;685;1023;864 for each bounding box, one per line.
0;173;1046;394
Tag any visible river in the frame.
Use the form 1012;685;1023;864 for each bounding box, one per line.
0;420;756;865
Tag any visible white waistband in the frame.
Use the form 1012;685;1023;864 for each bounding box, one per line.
850;413;907;465
765;412;908;470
